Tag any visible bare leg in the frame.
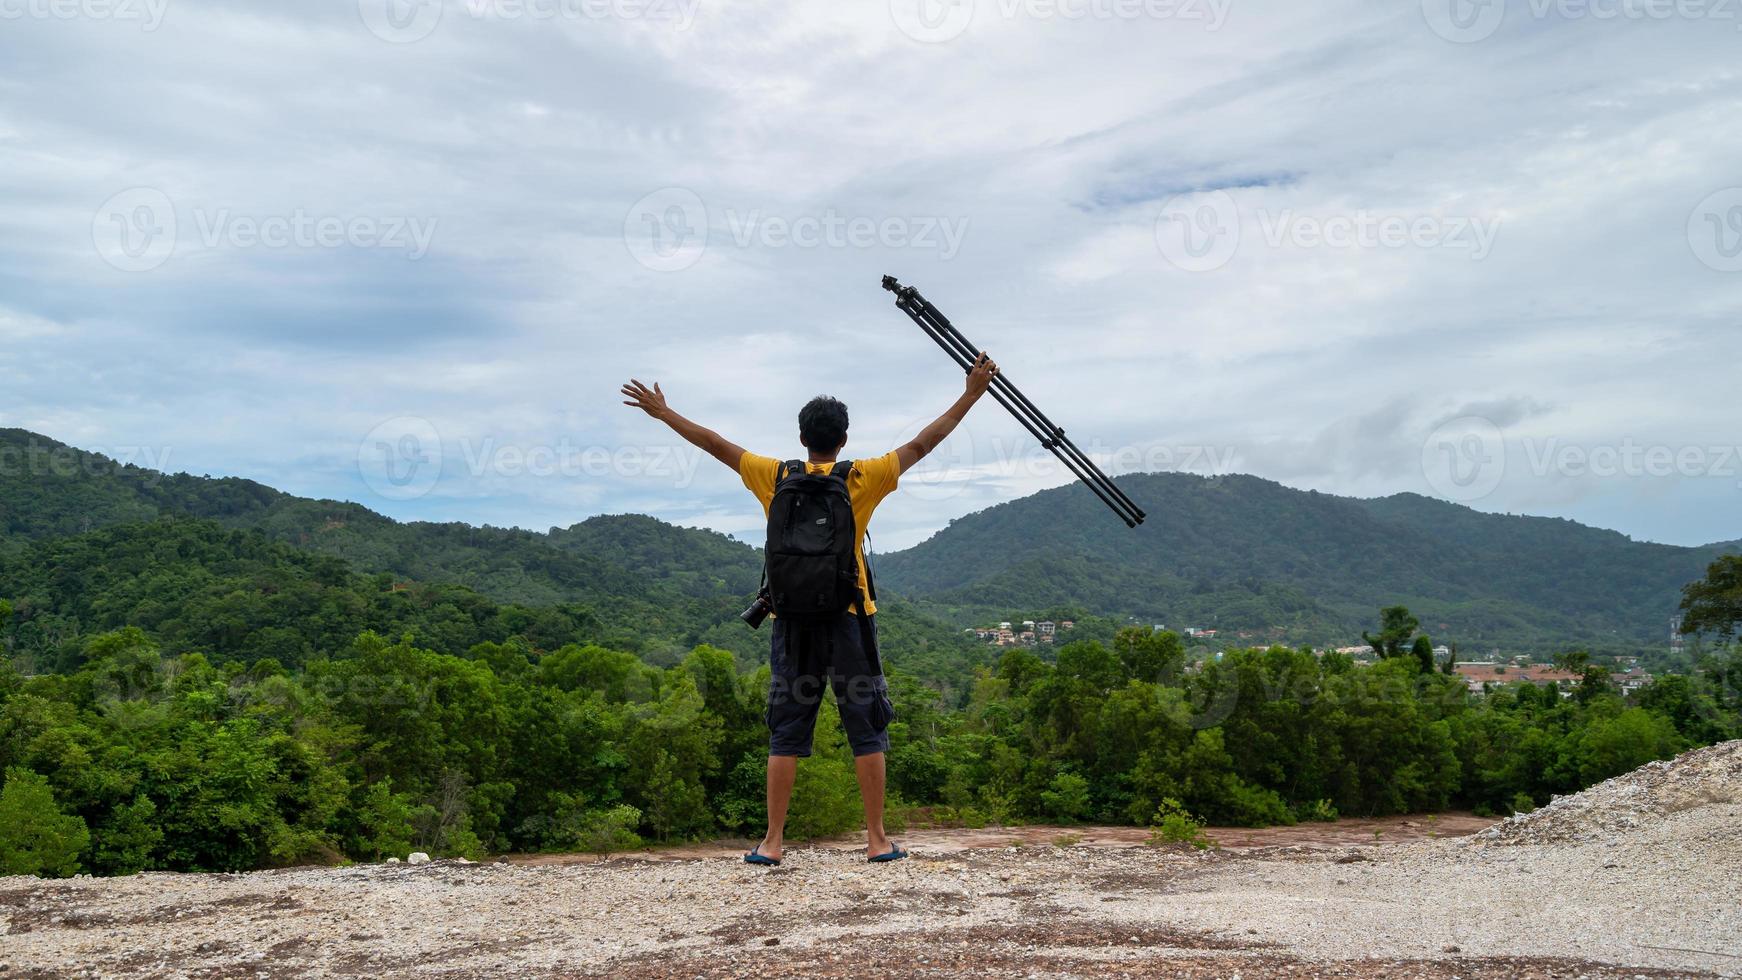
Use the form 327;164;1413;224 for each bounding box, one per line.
855;751;892;857
759;755;798;860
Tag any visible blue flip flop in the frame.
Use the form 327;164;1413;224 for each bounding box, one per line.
744;844;780;866
868;845;908;864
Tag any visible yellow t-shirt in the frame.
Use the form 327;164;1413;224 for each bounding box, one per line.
739;450;900;615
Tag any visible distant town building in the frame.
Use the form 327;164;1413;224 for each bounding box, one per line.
1453;662;1582;695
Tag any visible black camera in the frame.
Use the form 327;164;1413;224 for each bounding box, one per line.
740;591;773;630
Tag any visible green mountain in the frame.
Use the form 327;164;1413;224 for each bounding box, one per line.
0;429;981;682
875;472;1737;656
4;428;1732;668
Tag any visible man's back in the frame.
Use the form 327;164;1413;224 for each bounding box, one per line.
737;451;899;615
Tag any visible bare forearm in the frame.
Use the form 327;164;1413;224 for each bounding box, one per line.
915;390;978;453
898;388;984;472
658;408;744;470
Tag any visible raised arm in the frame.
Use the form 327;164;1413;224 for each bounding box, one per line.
895;352;998;474
620;379;747;471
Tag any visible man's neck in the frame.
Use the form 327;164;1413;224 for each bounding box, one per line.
806;454;838;464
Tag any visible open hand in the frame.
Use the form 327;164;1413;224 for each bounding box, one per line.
620;379;670;420
966;352;999;397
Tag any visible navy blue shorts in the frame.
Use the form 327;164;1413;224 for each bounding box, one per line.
767;613;895;758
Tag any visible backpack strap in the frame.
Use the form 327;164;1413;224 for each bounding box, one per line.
862;530;878;605
828;459;881;612
779;459;805;484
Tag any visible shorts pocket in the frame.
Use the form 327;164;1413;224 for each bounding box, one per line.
868;683;896;732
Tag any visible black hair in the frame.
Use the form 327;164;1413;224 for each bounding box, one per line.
798;395;849;452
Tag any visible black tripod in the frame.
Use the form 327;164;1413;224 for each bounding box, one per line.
880;276;1145;528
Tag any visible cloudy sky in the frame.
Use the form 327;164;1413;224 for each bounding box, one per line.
2;0;1739;550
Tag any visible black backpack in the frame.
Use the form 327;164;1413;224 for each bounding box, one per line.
763;459;868;621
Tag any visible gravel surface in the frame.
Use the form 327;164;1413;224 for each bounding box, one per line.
3;744;1737;979
1474;739;1742;846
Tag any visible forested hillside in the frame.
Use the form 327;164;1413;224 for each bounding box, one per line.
5;428;1737;664
877;472;1738;654
0;430;981;683
4;429;1741;880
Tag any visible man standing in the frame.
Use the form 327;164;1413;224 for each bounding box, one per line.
620;352;998;863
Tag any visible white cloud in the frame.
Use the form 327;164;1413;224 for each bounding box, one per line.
1;0;1739;549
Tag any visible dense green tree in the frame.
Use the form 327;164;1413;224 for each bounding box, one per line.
1680;555;1742;641
1364;606;1422;661
0;766;91;877
1411;635;1435;674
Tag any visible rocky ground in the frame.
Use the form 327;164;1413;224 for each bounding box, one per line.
3;742;1739;979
